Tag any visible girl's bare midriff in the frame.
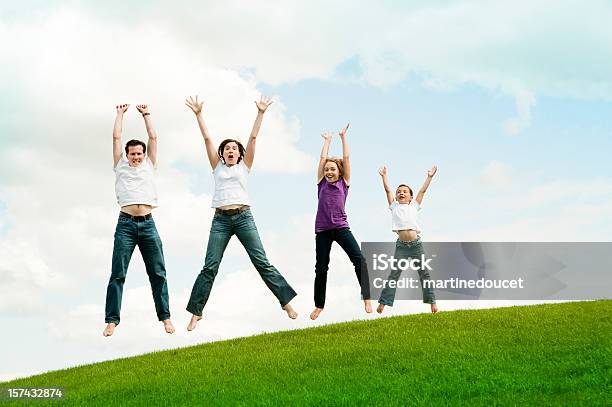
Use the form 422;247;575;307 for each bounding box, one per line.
396;229;418;242
121;204;153;216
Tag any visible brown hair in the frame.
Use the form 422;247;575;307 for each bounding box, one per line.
396;184;413;198
324;158;344;177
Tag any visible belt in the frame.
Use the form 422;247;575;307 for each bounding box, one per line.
215;206;249;216
120;211;152;222
398;237;421;246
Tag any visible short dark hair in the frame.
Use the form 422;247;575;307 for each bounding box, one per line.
396;184;413;197
125;139;146;154
218;139;245;164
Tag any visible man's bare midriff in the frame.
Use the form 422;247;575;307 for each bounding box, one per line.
396;229;419;242
121;204;153;216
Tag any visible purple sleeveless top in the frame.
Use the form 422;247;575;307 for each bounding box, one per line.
315;178;350;233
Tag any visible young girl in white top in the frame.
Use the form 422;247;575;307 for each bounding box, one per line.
377;165;439;314
184;95;298;331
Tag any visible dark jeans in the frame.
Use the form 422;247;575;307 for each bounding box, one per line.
314;227;371;308
378;238;436;306
187;209;297;316
105;214;170;325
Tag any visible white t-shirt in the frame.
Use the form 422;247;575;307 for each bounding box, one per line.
390;199;421;234
114;156;158;208
211;161;251;208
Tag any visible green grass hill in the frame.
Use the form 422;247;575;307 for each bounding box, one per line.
2;301;611;405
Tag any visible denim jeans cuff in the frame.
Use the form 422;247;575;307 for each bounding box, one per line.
157;313;171;321
105;319;120;326
378;299;394;306
280;292;298;308
186;304;202;317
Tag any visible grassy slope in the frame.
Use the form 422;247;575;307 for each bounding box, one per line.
3;301;611;406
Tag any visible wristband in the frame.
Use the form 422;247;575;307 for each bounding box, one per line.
142;113;151;117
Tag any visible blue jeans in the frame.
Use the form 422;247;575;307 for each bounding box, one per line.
105;214;171;325
314;227;371;308
186;209;297;316
378;238;436;306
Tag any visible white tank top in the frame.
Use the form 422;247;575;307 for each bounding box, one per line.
390;199;421;234
211;161;251;208
114;156;158;208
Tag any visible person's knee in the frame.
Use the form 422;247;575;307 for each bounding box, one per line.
252;255;275;273
200;264;219;279
108;275;126;285
419;270;432;280
349;254;366;266
315;268;329;277
149;269;167;280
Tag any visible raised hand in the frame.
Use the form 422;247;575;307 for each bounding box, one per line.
378;166;388;177
136;104;150;115
116;104;130;114
321;131;333;142
255;95;273;113
428;166;438;177
185;95;204;115
339;122;350;138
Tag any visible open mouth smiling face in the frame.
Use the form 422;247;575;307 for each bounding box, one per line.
127;146;145;167
396;186;412;203
324;162;340;182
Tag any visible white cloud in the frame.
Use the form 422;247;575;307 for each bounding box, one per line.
462;178;612;241
479;161;513;187
501;83;536;135
508;179;612;211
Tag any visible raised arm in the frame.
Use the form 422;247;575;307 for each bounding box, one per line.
113;104;129;167
243;95;273;169
135;104;157;166
378;166;394;206
317;132;333;182
338;123;350;184
185;95;218;170
416;166;437;205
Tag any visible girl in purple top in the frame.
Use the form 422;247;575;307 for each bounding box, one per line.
310;123;372;320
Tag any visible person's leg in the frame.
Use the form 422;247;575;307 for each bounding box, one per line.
413;241;437;312
138;217;174;333
311;230;333;319
234;210;297;318
335;227;372;313
186;213;232;327
104;216;137;336
377;241;405;313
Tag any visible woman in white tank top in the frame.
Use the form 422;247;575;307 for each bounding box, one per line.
183;95;298;331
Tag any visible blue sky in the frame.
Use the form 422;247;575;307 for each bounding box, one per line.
1;1;611;381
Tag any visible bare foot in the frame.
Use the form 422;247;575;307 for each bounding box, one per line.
431;303;439;313
310;307;323;320
376;303;385;314
187;314;202;331
163;319;175;334
282;303;298;319
364;300;372;313
103;323;116;337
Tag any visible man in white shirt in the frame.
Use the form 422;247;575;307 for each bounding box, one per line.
103;103;174;337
